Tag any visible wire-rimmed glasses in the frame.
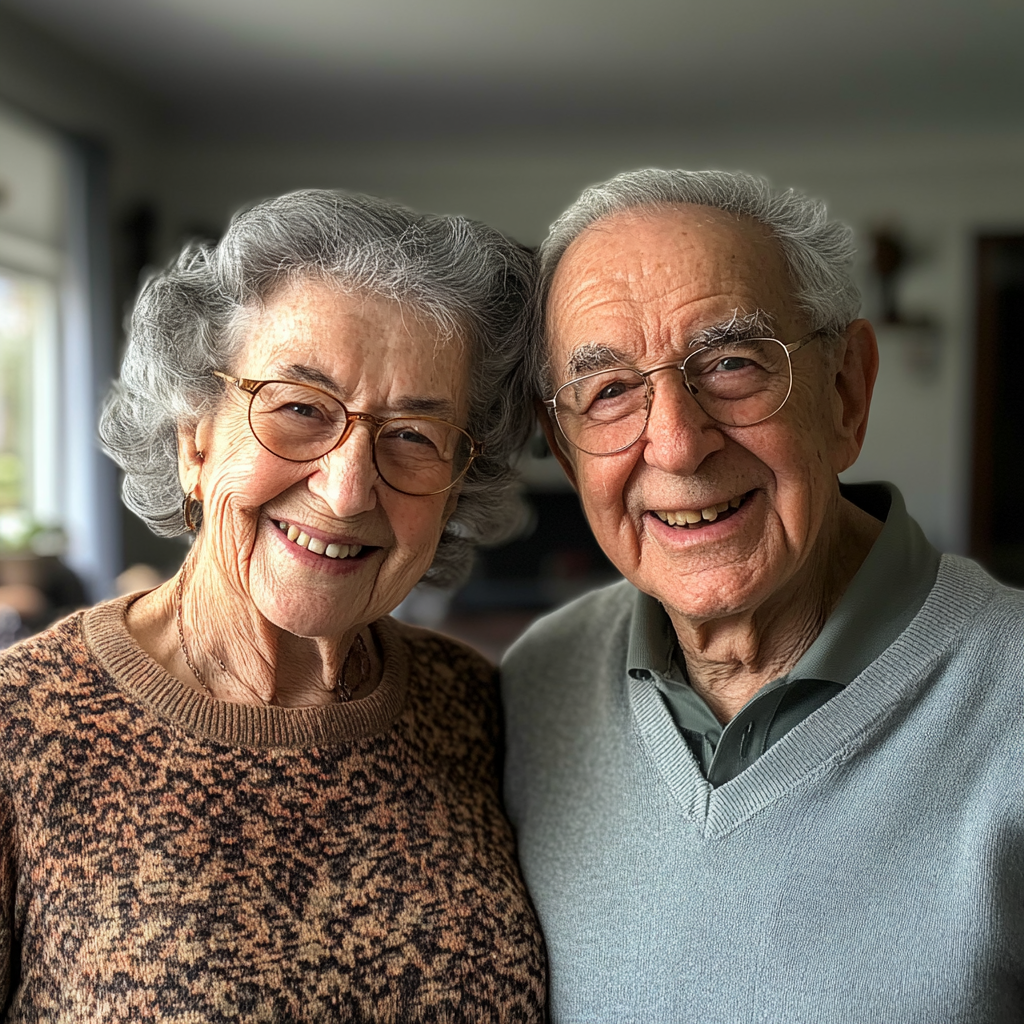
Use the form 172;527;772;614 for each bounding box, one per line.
545;332;823;456
212;371;481;496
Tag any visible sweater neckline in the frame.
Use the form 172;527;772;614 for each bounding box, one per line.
82;595;409;750
629;554;992;838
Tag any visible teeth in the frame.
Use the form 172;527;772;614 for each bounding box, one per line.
276;520;364;559
654;495;745;528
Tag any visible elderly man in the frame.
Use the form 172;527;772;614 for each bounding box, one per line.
502;169;1024;1021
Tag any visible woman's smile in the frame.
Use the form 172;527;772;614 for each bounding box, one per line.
267;514;379;573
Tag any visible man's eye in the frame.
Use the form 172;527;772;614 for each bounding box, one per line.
595;381;629;401
713;356;756;373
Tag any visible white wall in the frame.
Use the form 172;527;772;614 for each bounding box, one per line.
150;123;1024;553
5;2;1024;569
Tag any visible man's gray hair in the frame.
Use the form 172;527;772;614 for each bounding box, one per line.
100;188;537;588
535;168;861;393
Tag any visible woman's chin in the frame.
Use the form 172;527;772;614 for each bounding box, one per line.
255;591;362;641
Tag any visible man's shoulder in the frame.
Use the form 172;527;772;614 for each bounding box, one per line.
935;554;1024;625
925;554;1024;683
503;578;636;676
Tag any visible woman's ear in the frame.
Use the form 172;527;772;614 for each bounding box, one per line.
177;416;214;499
830;318;879;474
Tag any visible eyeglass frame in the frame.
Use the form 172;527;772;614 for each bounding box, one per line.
543;328;828;456
211;370;483;496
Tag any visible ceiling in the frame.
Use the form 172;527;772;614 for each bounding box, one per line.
2;0;1021;138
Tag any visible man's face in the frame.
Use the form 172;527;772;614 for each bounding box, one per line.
544;204;869;628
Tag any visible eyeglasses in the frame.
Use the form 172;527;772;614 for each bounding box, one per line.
545;331;824;456
212;371;481;496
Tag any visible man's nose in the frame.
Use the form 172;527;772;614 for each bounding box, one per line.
640;369;726;473
306;421;380;516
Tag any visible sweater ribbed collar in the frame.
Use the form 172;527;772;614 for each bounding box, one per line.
82;596;409;750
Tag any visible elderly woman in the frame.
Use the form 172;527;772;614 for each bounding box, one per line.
0;190;545;1021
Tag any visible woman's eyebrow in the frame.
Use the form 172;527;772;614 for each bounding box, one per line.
398;396;459;419
279;363;340;391
277;364;457;419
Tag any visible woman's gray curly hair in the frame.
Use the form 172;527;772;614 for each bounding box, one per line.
534;168;862;393
100;189;537;588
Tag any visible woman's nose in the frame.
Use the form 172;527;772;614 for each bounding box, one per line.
640;370;725;474
306;421;379;515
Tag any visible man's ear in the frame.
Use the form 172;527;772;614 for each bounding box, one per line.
536;399;580;492
830;318;879;474
177;416;214;499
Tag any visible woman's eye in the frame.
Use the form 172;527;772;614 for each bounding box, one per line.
395;429;432;446
282;402;325;420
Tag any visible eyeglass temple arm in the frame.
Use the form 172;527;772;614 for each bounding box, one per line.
784;329;830;356
212;370;263;394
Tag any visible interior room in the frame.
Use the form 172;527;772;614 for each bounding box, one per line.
1;0;1023;655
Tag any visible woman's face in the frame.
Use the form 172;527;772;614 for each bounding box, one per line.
182;279;470;642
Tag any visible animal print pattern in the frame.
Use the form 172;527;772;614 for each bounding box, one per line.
0;599;546;1022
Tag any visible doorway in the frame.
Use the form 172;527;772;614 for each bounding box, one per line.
971;235;1024;583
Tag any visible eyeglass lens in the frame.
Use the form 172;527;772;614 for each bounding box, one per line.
247;381;473;495
554;337;793;454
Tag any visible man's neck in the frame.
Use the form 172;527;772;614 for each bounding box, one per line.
668;495;883;724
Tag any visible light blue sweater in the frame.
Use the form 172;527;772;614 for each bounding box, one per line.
502;556;1024;1022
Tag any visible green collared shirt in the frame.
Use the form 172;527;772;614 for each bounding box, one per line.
626;483;940;787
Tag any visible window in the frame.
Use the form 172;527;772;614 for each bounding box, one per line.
0;268;59;547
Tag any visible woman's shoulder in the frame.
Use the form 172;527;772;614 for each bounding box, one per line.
376;617;500;741
379;617;496;686
0;610;90;690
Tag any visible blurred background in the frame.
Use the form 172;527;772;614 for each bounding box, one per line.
0;0;1022;655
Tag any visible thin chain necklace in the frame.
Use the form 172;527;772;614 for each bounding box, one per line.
175;563;214;694
175;561;359;702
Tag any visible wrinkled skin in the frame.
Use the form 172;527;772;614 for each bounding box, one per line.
542;205;881;720
129;280;468;707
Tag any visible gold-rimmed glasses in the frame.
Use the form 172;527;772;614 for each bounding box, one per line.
545;331;825;456
212;371;481;496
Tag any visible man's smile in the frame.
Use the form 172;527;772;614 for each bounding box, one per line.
650;492;751;530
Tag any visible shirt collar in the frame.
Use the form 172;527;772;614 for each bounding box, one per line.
626;482;940;687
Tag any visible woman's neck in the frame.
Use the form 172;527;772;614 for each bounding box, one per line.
126;549;379;707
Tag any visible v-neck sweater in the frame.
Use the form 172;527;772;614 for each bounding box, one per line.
502;554;1024;1022
0;598;546;1023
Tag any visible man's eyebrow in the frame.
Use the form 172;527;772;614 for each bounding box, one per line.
276;363;457;419
565;343;636;380
688;309;777;349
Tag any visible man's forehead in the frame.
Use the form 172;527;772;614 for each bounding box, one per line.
546;206;789;355
555;204;776;277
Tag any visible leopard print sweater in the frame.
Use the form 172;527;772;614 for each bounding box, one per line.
0;598;546;1022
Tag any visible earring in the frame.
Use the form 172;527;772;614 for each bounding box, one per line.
182;492;202;532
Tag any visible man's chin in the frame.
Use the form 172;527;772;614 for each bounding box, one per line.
644;571;774;629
